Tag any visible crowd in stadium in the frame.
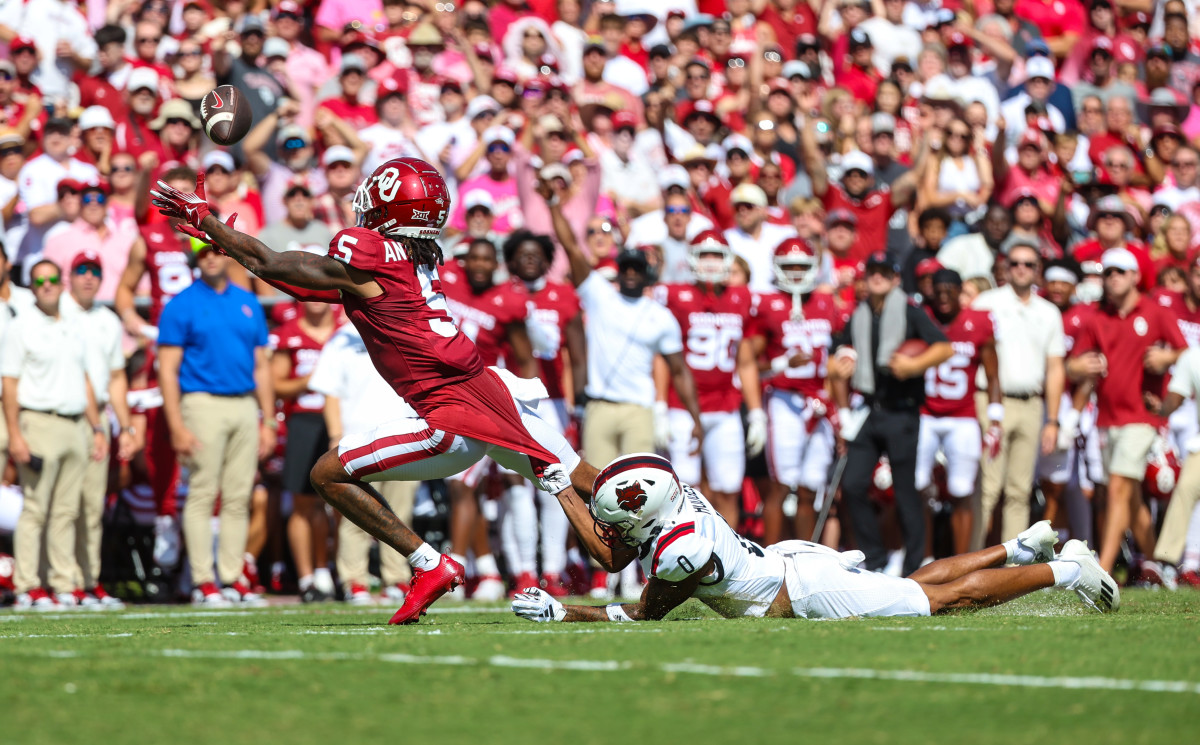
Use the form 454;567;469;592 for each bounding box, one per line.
2;0;1200;612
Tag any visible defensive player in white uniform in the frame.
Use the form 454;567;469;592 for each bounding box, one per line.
512;454;1120;622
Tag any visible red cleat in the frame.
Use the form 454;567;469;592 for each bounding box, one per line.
509;571;539;599
388;555;465;625
1178;570;1200;588
540;573;570;598
565;562;589;595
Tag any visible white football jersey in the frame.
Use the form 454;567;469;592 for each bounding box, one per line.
638;484;786;618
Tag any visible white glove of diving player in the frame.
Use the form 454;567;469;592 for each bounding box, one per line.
745;408;768;458
653;401;670;450
511;587;566;623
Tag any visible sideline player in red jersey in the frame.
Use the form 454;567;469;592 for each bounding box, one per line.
439;237;538;599
504;229;586;596
916;269;1000;556
151;157;598;624
746;237;843;545
654;230;764;527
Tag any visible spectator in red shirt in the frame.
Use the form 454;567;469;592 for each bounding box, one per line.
0;60;40;143
114;67;162;160
1014;0;1086;59
806;141;917;264
835;28;882;104
131;20;175;99
76;25;130;121
759;0;818;55
317;55;378;132
147;99;201;173
1073;195;1154;291
75;107;117;176
680;144;733;231
1071;247;1184;575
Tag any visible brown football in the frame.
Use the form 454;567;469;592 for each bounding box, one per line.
200;85;252;146
895;338;930;358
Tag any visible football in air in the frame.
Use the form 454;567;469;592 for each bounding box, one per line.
200;85;252;146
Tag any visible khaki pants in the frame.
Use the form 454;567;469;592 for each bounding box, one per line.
13;412;88;594
74;429;110;589
582;400;654;469
336;479;416;588
977;394;1044;544
181;393;259;586
1155;453;1200;565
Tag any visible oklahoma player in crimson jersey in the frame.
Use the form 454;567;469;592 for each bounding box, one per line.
151;157;600;624
439;237;541;600
653;231;763;527
504;229;586;596
746;237;843;545
917;270;1001;555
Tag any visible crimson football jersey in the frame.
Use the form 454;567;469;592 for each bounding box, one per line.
439;260;530;368
139;224;193;325
520;279;581;400
269;318;330;416
748;290;843;398
656;284;752;412
922;308;994;419
327;227;485;400
1153;290;1200;349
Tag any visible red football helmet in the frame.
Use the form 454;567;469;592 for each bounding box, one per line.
688;229;733;283
1144;442;1181;501
353;157;449;239
773;237;819;294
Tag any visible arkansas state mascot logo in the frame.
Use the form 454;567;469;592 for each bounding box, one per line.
615;482;648;511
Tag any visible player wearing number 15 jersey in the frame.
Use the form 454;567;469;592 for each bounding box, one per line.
150;157;596;625
654;231;764;528
510;454;1118;623
746;238;844;545
916;270;1001;555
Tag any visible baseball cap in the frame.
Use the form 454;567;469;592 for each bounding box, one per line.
658;164;690;191
782;60;812;80
322;145;355;167
1091;36;1114;56
79;106;116;132
871;112;896;134
1018;129;1047;150
340;53;367;73
825;208;858;229
284;176;312;196
0;131;24;148
731;183;767;207
275;0;303;17
202;150;235;172
539;162;572;185
9;36;36;54
1100;247;1138;272
276;124;310;147
264;37;290;59
1025;56;1056;82
375;76;407;101
723;133;753;155
865;251;900;273
464;190;494;213
916;258;944;278
0;60;13;76
583;36;607;54
239;15;266;34
616;247;650;271
841;150;875;176
848;28;872;50
71;250;103;273
483;125;515;146
128;67;160;94
612;110;638;132
467;95;500;120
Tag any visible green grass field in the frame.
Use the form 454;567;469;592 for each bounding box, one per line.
2;589;1198;745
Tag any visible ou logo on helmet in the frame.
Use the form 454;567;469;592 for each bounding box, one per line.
376;167;402;202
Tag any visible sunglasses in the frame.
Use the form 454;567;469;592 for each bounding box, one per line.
81;192;106;205
179;49;203;57
948;131;969;140
1102;267;1128;277
206;165;230;175
586;224;613;236
665;205;691;215
687;73;710;81
0;72;12;82
111;164;135;173
734;202;757;211
865;266;895;277
166;118;193;128
137;37;162;45
1174;161;1199;168
486;143;511;154
74;264;101;277
1010;260;1039;269
282;137;308;150
33;275;61;287
277;12;303;21
0;146;21;158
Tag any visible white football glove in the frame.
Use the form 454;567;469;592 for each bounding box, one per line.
745;408;767;458
653;401;670;450
511;587;566;623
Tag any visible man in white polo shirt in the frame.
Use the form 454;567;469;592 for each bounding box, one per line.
722;183;798;294
971;242;1066;544
308;322;418;606
2;259;107;610
61;250;138;608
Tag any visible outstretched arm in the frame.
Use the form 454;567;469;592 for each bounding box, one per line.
513;562;710;623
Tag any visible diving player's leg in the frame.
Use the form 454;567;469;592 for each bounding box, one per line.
908;519;1058;584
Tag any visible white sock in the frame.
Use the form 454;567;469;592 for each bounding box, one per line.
1003;538;1035;565
501;482;538;575
567;547;584;566
313;567;334;593
1049;560;1081;588
449;553;467;568
298;574;314;591
539;489;568;575
475;552;499;577
407;543;441;572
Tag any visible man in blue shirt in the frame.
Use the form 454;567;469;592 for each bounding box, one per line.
158;238;276;607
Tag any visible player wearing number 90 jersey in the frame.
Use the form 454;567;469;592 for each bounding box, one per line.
653;231;760;520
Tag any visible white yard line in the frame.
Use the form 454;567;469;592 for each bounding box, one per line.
13;647;1200;695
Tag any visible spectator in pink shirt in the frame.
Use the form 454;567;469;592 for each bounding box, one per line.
451;126;522;234
274;1;331;131
994;129;1060;213
41;182;137;302
314;0;385;48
